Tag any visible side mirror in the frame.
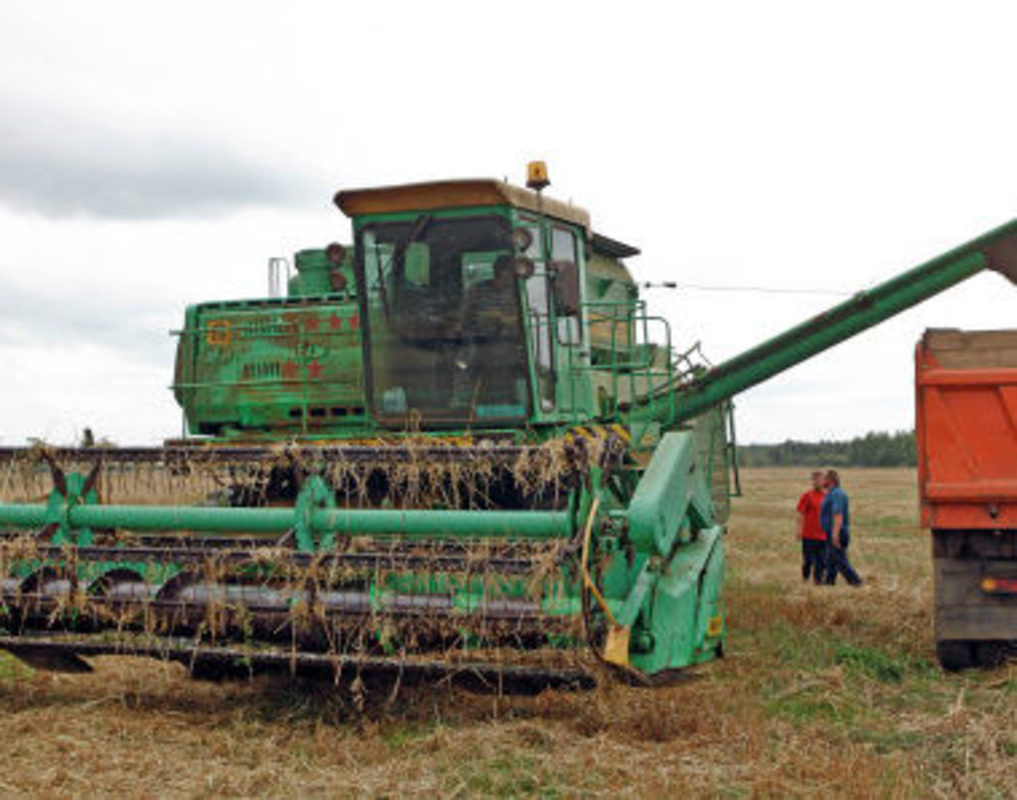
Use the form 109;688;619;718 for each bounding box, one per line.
550;260;581;316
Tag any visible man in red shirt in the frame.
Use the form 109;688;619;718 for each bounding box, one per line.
796;471;827;583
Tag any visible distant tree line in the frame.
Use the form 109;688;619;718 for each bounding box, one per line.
737;430;917;468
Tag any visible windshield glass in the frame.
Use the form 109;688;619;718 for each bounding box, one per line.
358;215;528;424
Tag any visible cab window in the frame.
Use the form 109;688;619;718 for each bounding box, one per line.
552;226;581;345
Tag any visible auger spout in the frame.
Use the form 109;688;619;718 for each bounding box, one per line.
668;219;1017;425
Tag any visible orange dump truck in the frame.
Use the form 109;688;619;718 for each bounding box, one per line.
917;329;1017;669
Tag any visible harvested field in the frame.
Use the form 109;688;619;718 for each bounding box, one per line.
0;467;1013;798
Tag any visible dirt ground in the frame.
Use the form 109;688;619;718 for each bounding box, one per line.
0;468;1013;798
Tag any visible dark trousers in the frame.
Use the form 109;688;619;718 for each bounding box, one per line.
824;531;862;586
801;539;826;583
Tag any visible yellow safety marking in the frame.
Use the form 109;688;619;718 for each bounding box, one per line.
611;424;632;444
707;615;724;637
566;424;631;444
602;624;631;667
205;319;231;346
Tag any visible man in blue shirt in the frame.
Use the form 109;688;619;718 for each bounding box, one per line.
820;469;862;586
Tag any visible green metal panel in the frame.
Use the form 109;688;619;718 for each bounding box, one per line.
627;432;713;556
630;525;725;673
173;295;365;435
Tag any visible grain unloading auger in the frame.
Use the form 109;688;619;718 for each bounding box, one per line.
1;164;1016;689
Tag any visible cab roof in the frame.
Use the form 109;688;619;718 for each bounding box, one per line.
334;178;591;231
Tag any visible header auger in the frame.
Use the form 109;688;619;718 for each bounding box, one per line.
1;165;1016;689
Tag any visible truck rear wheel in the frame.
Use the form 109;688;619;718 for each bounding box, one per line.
936;640;975;672
937;639;1015;670
973;641;1011;668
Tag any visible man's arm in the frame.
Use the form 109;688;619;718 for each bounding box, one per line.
830;513;843;548
829;491;846;547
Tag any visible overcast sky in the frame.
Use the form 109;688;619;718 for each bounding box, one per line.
1;1;1016;445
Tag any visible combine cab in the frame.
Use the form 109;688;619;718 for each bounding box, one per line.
1;164;1016;687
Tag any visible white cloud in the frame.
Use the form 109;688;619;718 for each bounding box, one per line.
0;98;316;218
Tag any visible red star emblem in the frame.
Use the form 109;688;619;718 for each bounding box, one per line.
304;315;320;332
282;360;298;382
307;359;323;380
350;312;359;331
328;313;342;331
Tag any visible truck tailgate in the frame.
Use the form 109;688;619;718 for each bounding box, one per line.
917;329;1017;529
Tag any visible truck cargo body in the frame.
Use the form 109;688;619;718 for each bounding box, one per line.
916;329;1017;669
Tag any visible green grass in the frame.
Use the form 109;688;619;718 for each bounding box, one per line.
834;643;916;683
0;652;32;681
459;754;557;798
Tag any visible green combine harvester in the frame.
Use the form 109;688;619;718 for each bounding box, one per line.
0;163;1015;688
